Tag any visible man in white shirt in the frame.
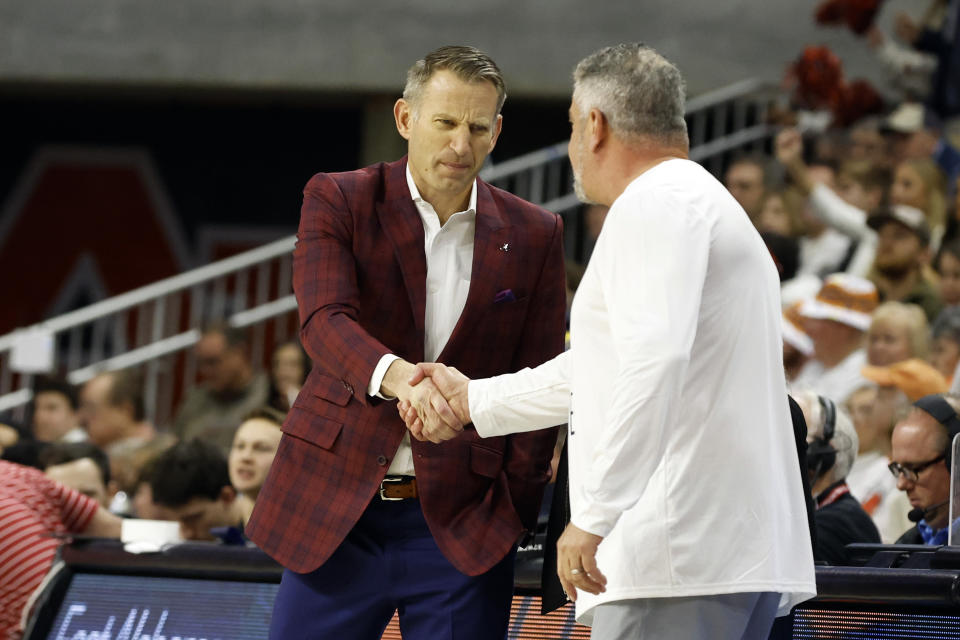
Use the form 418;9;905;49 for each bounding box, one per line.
401;43;816;639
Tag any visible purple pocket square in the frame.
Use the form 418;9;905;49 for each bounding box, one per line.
494;289;516;303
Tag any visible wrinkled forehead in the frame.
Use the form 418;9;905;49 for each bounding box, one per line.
416;71;499;117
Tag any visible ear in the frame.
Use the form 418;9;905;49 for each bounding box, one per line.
487;114;504;153
394;99;413;141
587;107;608;152
219;485;237;504
120;400;136;421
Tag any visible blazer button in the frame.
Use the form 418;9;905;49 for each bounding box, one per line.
377;455;388;466
342;380;354;394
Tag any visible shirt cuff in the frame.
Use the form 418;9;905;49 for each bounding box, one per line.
368;354;401;399
571;503;621;539
467;378;499;438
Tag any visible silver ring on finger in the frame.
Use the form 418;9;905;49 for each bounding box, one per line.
570;568;582;575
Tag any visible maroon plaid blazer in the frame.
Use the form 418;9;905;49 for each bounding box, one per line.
246;158;566;576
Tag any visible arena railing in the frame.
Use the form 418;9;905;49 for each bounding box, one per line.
0;78;778;426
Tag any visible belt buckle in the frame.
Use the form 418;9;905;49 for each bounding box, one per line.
379;476;405;501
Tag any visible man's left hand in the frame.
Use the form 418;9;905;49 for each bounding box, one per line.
557;522;607;601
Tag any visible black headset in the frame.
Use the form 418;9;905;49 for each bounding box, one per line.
913;395;960;468
807;395;837;477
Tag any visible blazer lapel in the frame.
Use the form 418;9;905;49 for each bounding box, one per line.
375;158;427;355
438;180;511;362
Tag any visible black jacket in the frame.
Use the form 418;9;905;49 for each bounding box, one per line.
814;482;881;565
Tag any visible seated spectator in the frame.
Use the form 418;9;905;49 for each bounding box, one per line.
866;301;930;366
228;408;284;523
130;456;173;521
30;376;85;444
793;274;879;403
930;306;960;382
847;117;891;168
794;391;881;565
724;153;774;221
39;441;117;509
173;323;270;454
756;189;803;237
267;341;309;413
934;239;960;307
890;156;949;245
890;393;960;544
867;205;944;321
78;369;156;453
0;460;121;640
845;385;898;516
77;369;171;507
149;439;246;541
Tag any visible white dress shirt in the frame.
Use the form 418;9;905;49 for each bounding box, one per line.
468;159;816;624
366;166;477;476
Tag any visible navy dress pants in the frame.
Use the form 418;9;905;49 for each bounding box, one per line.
269;496;515;640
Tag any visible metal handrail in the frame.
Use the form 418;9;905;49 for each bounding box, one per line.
0;236;296;353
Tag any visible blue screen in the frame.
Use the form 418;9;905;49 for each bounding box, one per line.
45;574;278;640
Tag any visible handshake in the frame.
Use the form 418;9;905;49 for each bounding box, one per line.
391;362;473;443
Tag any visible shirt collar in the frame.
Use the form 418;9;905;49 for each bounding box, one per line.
918;519;950;546
406;164;477;215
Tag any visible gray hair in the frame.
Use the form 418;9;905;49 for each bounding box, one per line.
573;43;688;147
403;45;507;116
796;390;859;484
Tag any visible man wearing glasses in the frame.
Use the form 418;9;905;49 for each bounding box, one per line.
889;393;960;545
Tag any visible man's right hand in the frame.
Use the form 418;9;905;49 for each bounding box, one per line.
381;359;463;442
397;363;471;443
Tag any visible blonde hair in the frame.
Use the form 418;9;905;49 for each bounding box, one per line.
899;157;947;236
869;301;930;359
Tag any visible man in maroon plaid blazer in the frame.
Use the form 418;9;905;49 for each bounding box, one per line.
246;46;566;639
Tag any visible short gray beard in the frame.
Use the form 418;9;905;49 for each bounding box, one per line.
572;137;601;206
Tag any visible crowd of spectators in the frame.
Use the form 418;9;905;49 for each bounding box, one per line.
714;10;960;547
0;326;297;636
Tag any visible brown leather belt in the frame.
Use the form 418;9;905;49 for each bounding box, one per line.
378;476;418;500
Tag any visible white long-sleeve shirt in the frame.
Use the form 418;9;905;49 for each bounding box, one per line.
367;166;477;476
469;159;816;624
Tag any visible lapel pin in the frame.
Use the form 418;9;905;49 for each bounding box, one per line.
499;243;510;252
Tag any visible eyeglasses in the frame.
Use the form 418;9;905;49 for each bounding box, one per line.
888;455;946;482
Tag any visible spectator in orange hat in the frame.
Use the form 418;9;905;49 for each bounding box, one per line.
861;358;950;402
858;359;949;540
844;382;913;542
794;274;880;403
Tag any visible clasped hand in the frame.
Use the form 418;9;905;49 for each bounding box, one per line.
397;363;471;443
